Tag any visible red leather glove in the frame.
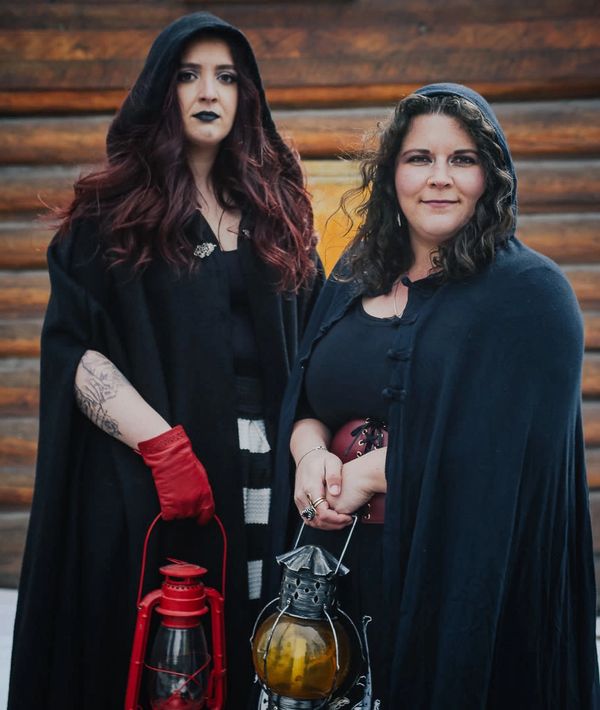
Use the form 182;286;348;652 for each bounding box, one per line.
138;425;214;525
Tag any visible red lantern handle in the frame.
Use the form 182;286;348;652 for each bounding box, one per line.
205;587;226;710
136;513;228;607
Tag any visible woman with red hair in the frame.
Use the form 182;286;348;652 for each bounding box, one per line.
9;12;321;710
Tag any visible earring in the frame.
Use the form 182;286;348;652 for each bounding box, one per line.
397;212;402;228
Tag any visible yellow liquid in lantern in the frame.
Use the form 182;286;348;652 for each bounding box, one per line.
252;614;351;700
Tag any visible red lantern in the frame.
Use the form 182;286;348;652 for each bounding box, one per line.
125;556;226;710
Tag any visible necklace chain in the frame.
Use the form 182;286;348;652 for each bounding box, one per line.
392;279;402;318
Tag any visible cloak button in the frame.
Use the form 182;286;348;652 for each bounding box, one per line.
382;386;406;401
387;348;412;361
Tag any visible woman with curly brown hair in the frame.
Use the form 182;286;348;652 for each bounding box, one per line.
9;12;321;710
269;84;599;708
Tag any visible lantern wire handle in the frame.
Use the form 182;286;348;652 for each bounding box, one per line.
293;513;359;574
334;514;359;575
136;512;228;607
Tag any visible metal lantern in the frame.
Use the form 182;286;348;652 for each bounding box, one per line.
251;521;364;709
125;561;226;710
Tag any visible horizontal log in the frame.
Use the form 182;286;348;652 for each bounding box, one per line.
562;267;600;309
517;214;600;264
583;354;600;398
517;161;600;212
590;489;600;550
3;53;599;97
2;100;600;164
0;1;596;32
1;159;599;215
3;79;600;115
0;13;600;64
0;418;38;466
0;509;29;587
583;402;600;446
1;19;597;64
0;221;52;268
0;18;598;94
0;319;43;357
0;165;79;213
587;448;600;489
0;360;40;417
0;270;50;318
584;312;600;350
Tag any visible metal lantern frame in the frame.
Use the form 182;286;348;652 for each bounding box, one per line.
251;516;365;710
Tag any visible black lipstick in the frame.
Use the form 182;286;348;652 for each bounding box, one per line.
193;111;219;122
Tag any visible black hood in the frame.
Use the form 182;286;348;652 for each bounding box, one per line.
107;12;278;155
415;82;518;221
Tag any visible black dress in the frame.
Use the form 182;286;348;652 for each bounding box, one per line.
300;297;429;704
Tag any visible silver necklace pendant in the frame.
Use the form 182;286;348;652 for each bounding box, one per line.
193;242;217;259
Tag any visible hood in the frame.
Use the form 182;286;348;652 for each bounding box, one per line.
107;11;278;155
415;82;517;218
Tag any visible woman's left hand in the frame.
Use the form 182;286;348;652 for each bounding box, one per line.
327;447;387;515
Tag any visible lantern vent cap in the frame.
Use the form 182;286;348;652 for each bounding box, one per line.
159;561;207;580
276;544;349;578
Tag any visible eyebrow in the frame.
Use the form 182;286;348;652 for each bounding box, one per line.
400;148;479;157
179;62;237;71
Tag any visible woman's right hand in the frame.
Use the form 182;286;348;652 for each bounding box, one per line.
294;448;353;530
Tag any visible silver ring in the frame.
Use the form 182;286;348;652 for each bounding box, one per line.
301;505;316;521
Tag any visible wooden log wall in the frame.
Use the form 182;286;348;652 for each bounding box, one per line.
0;0;599;596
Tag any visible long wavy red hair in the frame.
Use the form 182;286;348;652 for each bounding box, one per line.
55;33;316;292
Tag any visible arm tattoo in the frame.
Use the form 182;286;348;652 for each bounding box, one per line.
74;351;130;439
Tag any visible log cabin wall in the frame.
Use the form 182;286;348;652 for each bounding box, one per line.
0;1;599;598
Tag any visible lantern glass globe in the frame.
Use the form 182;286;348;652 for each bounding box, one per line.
252;613;352;700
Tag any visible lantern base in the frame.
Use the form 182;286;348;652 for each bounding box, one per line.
263;693;329;710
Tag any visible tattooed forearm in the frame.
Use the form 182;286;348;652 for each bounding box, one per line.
74;351;130;439
75;383;123;438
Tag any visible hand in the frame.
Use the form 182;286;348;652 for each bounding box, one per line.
327;454;382;515
138;425;215;525
294;448;353;531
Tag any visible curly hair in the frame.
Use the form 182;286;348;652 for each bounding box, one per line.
55;30;316;292
340;93;515;294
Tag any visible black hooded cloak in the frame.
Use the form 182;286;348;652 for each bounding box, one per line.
268;84;599;708
8;13;322;710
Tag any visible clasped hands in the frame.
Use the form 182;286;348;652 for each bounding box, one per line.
294;447;384;531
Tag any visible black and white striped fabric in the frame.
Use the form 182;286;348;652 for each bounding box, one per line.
235;375;272;601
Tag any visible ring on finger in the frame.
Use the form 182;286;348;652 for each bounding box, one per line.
312;497;326;509
301;505;316;521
